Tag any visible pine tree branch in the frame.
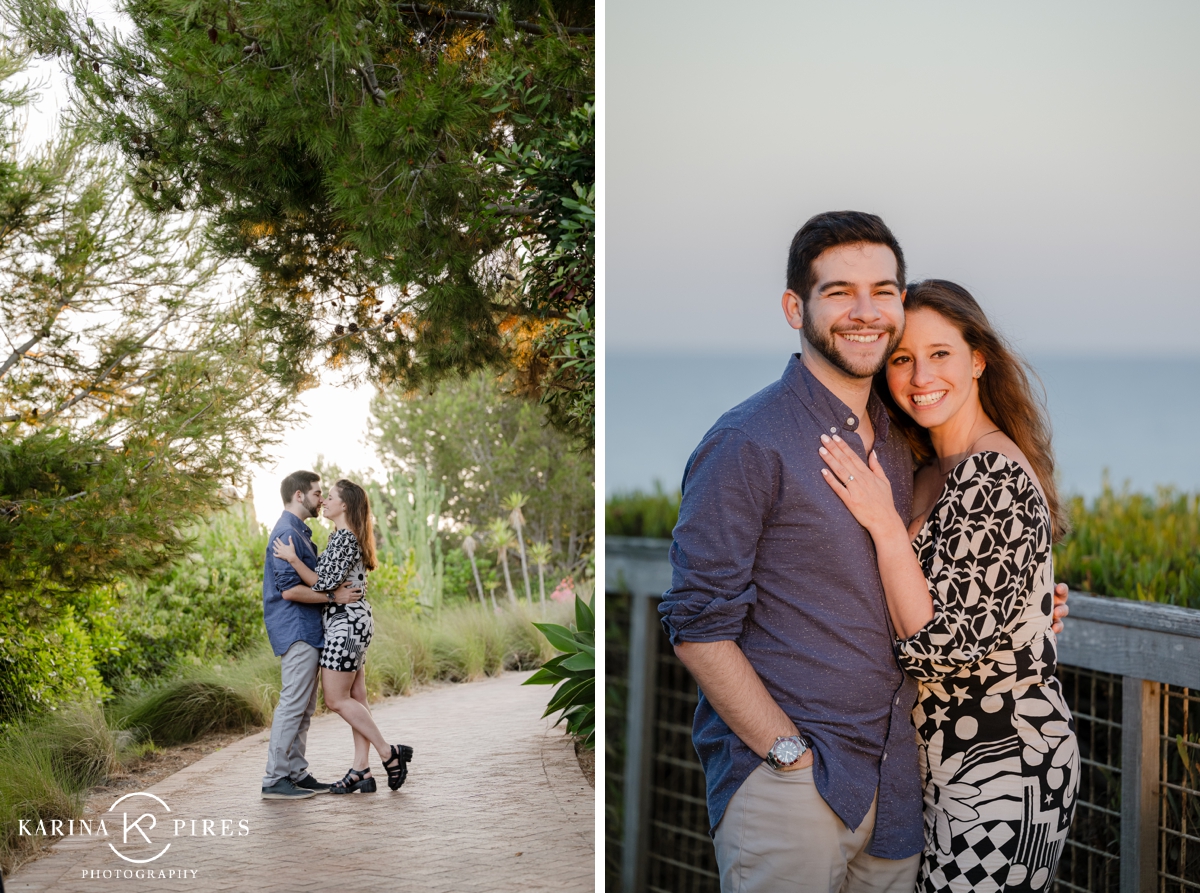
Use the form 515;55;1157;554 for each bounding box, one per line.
397;4;594;36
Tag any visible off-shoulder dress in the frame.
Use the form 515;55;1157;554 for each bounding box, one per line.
897;451;1080;893
312;528;374;673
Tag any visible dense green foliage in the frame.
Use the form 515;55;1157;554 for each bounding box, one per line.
606;483;1200;606
1055;484;1200;608
372;371;594;572
0;49;292;722
14;0;595;442
604;485;681;540
525;593;594;747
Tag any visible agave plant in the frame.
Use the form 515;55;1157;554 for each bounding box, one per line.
524;594;595;748
461;524;487;607
528;540;553;614
503;491;533;605
487;517;518;606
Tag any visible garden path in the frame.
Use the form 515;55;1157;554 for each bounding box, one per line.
7;671;594;892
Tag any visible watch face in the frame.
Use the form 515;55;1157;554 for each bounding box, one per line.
774;738;801;764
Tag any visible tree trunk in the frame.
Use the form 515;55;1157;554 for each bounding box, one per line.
500;549;517;605
515;521;532;605
537;563;546;615
468;554;486;607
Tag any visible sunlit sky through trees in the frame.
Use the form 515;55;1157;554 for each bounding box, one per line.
13;12;381;526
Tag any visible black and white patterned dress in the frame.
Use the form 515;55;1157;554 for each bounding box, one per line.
313;528;373;673
897;451;1079;893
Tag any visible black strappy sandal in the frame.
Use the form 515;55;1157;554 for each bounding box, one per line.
329;766;376;794
382;744;413;791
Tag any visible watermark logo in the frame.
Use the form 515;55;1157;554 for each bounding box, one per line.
107;792;171;864
17;791;250;881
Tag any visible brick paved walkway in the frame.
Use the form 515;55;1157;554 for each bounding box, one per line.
8;671;594;892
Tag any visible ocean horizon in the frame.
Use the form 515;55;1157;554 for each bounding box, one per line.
606;352;1200;500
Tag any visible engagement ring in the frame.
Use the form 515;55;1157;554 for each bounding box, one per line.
848;475;854;481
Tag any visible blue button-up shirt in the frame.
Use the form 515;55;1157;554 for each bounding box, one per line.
262;511;324;656
659;354;924;859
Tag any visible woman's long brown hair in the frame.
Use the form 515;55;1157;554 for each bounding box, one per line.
334;479;378;570
876;279;1069;542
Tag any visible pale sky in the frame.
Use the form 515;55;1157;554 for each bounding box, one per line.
607;0;1200;355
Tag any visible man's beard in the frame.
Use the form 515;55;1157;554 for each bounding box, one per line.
299;492;321;519
803;316;901;379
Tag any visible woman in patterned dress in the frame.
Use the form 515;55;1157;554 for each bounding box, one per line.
816;280;1079;893
272;478;413;794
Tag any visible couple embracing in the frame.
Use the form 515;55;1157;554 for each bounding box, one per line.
662;211;1079;892
260;471;413;799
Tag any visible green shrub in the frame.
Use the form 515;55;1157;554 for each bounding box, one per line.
0;701;143;874
525;594;596;748
1055;483;1200;607
113;678;265;747
101;503;271;687
0;594;118;723
365;601;567;697
605;485;680;539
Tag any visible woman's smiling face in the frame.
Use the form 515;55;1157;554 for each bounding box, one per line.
885;306;984;429
322;485;346;521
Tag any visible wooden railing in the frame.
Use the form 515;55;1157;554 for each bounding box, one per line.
606;536;1200;893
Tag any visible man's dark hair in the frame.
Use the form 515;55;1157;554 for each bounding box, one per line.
280;470;320;505
785;211;905;301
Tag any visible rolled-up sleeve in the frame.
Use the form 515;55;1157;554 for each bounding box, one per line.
659;427;778;645
272;552;303;594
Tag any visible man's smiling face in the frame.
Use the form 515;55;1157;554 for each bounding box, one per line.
787;242;906;379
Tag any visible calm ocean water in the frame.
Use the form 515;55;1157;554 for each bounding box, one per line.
606;353;1200;500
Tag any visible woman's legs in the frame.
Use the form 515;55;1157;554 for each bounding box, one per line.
349;669;371;769
322;667;391;764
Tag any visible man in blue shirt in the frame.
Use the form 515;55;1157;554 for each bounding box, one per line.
261;470;362;799
660;211;1070;891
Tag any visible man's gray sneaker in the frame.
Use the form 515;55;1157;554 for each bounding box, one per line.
293;774;332;793
261;778;316;799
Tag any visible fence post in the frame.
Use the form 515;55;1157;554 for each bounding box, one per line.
621;592;660;893
1120;676;1161;893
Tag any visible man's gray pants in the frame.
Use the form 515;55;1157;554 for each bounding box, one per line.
262;641;320;787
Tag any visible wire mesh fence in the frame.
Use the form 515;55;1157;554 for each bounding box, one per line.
1052;667;1122;893
1161;685;1200;892
646;649;719;893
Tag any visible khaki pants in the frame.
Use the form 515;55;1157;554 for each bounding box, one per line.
713;763;920;893
262;641;320;787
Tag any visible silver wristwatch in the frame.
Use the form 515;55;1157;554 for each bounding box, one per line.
765;735;808;770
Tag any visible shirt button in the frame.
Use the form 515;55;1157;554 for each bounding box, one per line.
846;417;855;426
883;752;888;761
829;426;837;434
895;696;900;705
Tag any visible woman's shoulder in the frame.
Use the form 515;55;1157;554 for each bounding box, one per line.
945;445;1044;507
328;528;361;548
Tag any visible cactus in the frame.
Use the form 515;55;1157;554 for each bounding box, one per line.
367;469;445;609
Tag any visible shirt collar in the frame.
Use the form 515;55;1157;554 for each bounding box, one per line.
782;353;892;444
278;511;315;538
